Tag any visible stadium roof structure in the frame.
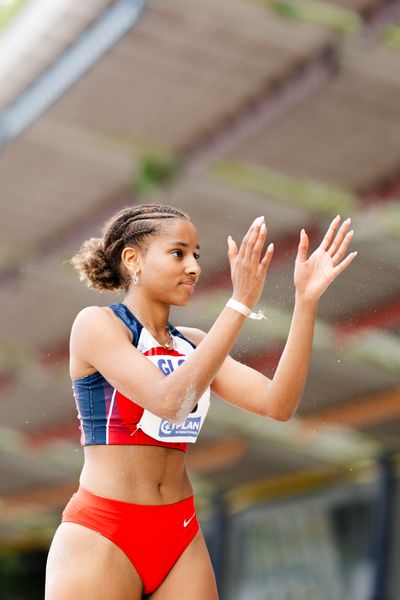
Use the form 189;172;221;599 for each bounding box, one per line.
0;0;399;547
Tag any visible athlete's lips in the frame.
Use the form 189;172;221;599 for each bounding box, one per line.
179;280;196;288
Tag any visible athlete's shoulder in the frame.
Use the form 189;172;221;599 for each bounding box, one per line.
73;305;113;326
71;305;126;339
176;326;206;346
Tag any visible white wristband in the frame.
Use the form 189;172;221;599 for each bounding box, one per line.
226;298;266;320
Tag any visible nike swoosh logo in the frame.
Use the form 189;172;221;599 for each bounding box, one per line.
183;512;196;527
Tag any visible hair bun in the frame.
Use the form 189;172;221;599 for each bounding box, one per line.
70;237;123;291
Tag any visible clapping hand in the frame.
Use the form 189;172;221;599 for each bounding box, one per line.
294;215;357;303
228;216;274;308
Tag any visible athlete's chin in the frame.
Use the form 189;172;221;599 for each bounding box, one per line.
169;289;195;307
171;296;193;307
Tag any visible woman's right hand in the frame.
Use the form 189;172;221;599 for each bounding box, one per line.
227;216;274;308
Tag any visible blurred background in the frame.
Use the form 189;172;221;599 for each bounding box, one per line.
0;0;399;598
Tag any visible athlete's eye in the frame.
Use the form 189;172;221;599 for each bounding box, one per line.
171;249;183;258
194;253;200;261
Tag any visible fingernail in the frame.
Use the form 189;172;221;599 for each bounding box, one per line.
261;223;266;232
348;230;354;236
254;216;264;225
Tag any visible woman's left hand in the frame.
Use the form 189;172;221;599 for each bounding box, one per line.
294;215;357;303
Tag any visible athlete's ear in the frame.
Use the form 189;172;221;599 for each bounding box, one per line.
121;246;141;275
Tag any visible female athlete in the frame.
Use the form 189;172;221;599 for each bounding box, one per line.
45;203;356;599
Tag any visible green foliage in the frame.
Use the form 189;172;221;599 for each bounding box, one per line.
385;26;400;50
211;160;357;216
0;0;27;31
264;0;361;34
0;550;46;599
383;202;400;238
270;1;299;19
134;154;179;197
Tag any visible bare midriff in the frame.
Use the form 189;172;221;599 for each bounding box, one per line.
80;445;192;505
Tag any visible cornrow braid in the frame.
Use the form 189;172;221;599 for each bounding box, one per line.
71;204;189;292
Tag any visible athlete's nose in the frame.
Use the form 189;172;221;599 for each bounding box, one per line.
185;257;201;277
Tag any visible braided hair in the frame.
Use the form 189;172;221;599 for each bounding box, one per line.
71;204;189;291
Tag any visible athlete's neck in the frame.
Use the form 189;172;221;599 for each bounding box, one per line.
123;291;170;337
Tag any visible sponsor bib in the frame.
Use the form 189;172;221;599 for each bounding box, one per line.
135;330;210;444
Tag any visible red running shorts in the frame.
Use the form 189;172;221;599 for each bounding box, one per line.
62;486;199;595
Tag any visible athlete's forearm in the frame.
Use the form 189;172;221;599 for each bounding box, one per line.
266;292;318;421
158;305;246;422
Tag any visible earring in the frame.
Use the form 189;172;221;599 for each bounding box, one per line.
133;272;139;285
